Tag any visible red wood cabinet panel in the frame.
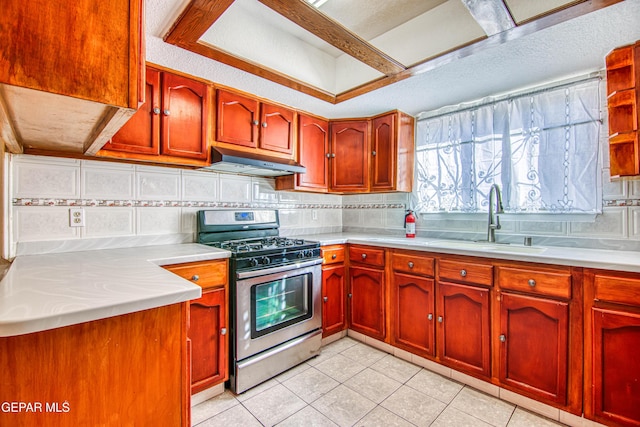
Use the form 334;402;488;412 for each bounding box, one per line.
499;293;569;405
437;281;491;378
349;265;385;340
591;308;640;427
189;287;227;394
392;272;435;357
371;113;396;191
216;89;260;148
104;67;161;154
322;264;346;337
297;114;329;191
330;120;369;192
161;72;208;159
259;102;294;154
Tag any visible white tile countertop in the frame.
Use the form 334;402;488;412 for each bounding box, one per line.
297;233;640;273
0;243;229;337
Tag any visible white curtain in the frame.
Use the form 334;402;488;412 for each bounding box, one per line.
415;79;601;214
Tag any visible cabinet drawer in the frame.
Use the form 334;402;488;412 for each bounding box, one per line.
392;252;435;277
593;273;640;306
322;245;345;265
349;245;385;267
438;259;493;287
164;259;228;289
497;266;571;299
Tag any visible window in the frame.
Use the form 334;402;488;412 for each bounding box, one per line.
414;77;601;215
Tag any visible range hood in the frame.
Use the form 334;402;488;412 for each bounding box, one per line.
200;147;306;177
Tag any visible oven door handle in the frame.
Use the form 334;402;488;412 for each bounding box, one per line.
237;258;323;280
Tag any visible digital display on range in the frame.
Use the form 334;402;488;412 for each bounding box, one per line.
235;212;254;222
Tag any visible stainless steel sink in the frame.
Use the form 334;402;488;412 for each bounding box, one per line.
426;240;546;254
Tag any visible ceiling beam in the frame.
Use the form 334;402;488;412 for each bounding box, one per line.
164;0;235;45
257;0;406;76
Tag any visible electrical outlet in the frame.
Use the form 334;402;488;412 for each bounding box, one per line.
69;208;85;227
312;209;318;221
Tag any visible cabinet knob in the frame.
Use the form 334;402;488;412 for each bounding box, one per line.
499;334;506;342
332;254;337;259
163;109;170;116
252;120;259;126
323;296;328;302
372;150;377;156
153;107;161;115
221;328;227;336
427;313;433;321
331;153;336;158
460;269;467;277
348;293;352;298
408;261;414;269
326;153;331;158
191;275;199;281
361;253;367;259
528;279;536;287
437;316;443;323
262;122;268;128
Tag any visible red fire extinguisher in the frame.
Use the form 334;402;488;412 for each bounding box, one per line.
405;209;416;238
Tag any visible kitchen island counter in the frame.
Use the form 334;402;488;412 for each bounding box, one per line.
0;243;229;337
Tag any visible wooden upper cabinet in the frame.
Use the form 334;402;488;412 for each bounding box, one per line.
330;120;370;192
104;68;161;155
216;89;295;156
297;114;330;191
371;111;414;192
100;67;209;163
216;89;260;148
259;102;294;154
0;0;145;156
161;72;208;159
606;41;640;177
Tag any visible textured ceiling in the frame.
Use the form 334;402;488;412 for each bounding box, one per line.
146;0;640;119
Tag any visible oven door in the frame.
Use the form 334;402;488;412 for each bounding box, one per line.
235;259;322;361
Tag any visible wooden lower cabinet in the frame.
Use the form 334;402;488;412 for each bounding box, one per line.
585;269;640;426
348;265;385;340
391;272;435;357
436;281;491;378
498;293;568;404
189;287;227;394
0;304;190;427
322;264;346;337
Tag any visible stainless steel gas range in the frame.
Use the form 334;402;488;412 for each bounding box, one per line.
197;209;322;393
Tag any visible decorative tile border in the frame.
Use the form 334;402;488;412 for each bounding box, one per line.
604;199;640;207
12;198;406;210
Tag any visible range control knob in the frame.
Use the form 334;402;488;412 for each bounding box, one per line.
249;258;259;267
261;257;271;265
304;250;314;258
297;251;305;259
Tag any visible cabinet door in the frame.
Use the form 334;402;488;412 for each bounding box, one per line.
260;102;294;154
105;67;161;154
392;272;435;357
437;281;491;377
371;113;396;191
189;287;227;394
297;114;329;191
330;120;369;192
322;264;346;337
216;89;260;148
161;72;208;159
591;308;640;426
499;293;568;405
349;265;385;340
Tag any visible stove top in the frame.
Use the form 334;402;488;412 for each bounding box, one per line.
215;237;310;253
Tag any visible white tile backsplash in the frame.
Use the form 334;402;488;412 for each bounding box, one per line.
82;164;135;200
14;207;80;242
220;175;251;202
182;170;218;202
137;167;181;200
85;207;135;238
568;207;627;238
13;157;79;199
136;207;182;235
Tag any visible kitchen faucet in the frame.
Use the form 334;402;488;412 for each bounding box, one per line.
487;184;504;243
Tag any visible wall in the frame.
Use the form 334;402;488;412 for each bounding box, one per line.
8;155;342;257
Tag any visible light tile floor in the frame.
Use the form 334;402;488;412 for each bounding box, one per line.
192;337;566;427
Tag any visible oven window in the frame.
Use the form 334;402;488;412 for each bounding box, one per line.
251;272;312;338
